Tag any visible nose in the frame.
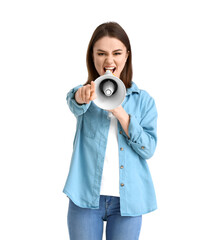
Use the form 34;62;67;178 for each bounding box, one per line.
105;54;114;65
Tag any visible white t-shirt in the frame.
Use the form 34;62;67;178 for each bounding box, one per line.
100;114;120;197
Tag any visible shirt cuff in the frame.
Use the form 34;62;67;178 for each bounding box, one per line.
122;114;143;144
67;85;91;117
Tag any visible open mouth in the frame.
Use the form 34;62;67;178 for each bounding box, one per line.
104;67;116;73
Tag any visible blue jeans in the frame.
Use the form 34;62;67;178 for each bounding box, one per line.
67;195;142;240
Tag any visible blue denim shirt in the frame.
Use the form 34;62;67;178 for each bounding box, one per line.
63;81;158;216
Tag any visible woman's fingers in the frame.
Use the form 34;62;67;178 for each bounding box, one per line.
80;84;91;103
85;85;91;103
90;81;97;100
79;82;97;104
80;86;85;103
90;92;97;101
90;81;95;93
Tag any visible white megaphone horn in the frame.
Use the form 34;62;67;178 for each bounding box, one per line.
93;70;126;110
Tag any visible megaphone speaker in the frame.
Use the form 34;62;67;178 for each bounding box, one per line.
93;70;126;110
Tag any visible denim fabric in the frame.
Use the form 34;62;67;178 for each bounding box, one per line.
63;82;158;216
67;195;142;240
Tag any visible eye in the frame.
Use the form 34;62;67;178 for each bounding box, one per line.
114;52;121;55
97;53;105;56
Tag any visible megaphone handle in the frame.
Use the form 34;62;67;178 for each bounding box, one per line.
108;112;113;118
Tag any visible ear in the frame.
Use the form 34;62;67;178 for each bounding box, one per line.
125;50;130;61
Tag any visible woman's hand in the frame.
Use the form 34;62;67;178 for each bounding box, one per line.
75;81;97;104
108;106;130;138
107;105;124;119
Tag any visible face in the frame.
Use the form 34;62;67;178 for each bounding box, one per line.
92;36;129;78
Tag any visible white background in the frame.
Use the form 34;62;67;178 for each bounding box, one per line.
0;0;224;239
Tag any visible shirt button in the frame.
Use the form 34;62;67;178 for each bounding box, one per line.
119;130;122;134
120;165;124;169
120;147;124;151
141;146;145;149
120;183;124;187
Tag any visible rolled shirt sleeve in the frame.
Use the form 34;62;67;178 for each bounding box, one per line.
122;98;158;160
66;85;91;118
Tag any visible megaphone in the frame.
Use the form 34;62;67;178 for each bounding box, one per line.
93;70;126;110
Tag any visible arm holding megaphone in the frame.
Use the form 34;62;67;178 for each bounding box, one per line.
107;106;130;139
74;72;130;137
75;81;97;105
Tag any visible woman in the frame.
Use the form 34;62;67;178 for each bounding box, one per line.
63;22;158;240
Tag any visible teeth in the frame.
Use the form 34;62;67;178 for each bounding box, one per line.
104;67;116;73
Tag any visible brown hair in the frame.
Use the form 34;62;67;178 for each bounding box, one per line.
84;22;133;89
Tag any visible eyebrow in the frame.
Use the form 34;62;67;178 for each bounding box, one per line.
96;49;123;52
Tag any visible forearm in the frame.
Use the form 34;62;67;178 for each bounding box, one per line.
113;108;130;138
118;114;130;138
108;98;157;160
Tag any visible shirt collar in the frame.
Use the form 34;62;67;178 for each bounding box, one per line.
126;81;140;95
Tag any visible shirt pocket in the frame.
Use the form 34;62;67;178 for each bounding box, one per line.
82;103;99;138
